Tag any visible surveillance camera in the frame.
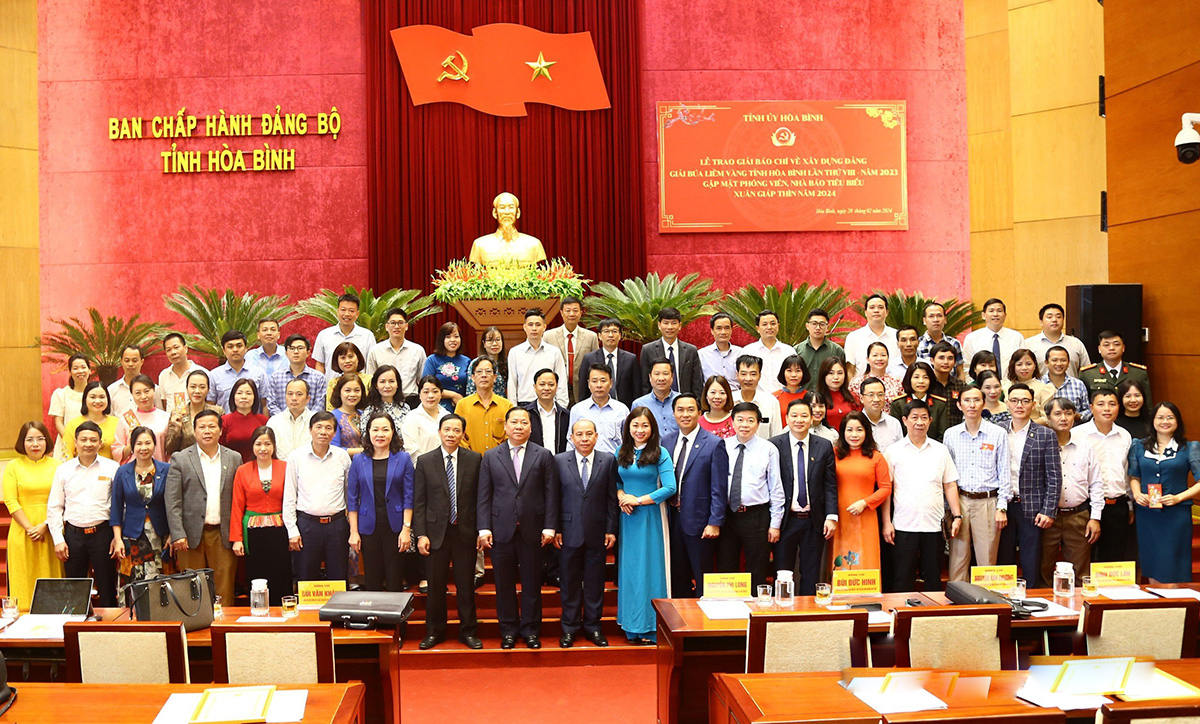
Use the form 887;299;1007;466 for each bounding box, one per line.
1176;113;1200;164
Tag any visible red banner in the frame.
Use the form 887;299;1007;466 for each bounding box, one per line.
392;24;611;117
656;101;908;232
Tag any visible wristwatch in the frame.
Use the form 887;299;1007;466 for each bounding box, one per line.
951;515;963;520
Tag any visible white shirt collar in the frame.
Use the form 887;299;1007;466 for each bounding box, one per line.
790;431;810;447
576;450;593;467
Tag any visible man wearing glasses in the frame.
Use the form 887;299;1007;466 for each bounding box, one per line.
794;308;845;394
265;335;326;416
996;383;1061;585
366;308;427;408
859;377;904;450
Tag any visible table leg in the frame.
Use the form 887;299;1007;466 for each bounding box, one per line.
657;619;682;724
379;637;400;724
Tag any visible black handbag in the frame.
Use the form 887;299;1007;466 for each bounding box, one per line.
123;568;216;632
944;580;1047;620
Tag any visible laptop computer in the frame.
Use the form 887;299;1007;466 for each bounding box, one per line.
29;578;93;616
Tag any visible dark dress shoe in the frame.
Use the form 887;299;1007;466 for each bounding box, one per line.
418;583;429;594
524;635;541;649
545;575;560;588
559;632;575;648
459;635;483;649
500;635;517;649
628;636;654;646
585;630;609;647
474;575;485;590
418;635;442;650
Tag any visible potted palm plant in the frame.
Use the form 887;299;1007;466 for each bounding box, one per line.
40;309;170;386
582;272;722;343
719;281;855;345
163;285;301;361
296;285;442;341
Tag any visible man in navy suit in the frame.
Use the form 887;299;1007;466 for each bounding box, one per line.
478;407;560;649
576;318;640;407
553;419;618;647
522;368;570;587
662;393;729;598
770;398;838;596
639;307;704;396
997;383;1062;586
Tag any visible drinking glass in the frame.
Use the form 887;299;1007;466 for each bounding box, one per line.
1;597;18;618
212;595;223;619
756;585;773;607
1011;578;1027;601
281;595;299;618
1081;575;1099;598
815;583;832;606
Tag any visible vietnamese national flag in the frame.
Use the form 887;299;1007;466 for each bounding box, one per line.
391;23;611;117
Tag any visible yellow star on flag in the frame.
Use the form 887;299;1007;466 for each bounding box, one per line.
526;51;556;81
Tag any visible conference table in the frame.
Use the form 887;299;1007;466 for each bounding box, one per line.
0;607;400;724
0;682;365;723
708;660;1200;723
655;586;1190;724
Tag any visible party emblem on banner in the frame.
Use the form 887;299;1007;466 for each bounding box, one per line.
392;23;611;117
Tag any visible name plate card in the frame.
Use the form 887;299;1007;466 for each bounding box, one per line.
971;565;1018;593
702;573;752;600
832;569;882;596
297;580;346;609
1091;561;1137;588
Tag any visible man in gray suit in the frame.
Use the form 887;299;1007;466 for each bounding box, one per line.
165;409;242;605
543;296;598;406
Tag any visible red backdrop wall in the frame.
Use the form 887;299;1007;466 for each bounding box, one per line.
639;0;969;343
38;0;370;403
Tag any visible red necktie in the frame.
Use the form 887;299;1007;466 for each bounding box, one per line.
567;332;575;387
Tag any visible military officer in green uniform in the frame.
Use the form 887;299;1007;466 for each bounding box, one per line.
1079;330;1151;405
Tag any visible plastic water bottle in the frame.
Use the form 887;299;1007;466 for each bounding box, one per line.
250;578;270;616
1053;561;1075;598
774;570;795;607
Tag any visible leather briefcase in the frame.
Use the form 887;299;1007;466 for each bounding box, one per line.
318;591;414;629
944;580;1046;620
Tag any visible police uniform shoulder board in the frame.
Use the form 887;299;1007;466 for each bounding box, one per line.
1129;362;1147;370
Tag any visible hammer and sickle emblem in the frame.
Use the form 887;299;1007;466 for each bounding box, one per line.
437;51;469;83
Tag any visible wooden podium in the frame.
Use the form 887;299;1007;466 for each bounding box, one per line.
451;298;562;349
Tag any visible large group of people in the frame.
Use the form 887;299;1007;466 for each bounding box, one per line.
5;291;1193;649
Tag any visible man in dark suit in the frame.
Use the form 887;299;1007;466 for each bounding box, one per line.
164;409;242;605
639;307;704;396
523;369;570;456
523;368;570;587
478;407;560;649
577;318;640;407
414;413;484;650
998;383;1062;586
771;398;838;596
553;419;618;647
662;394;728;598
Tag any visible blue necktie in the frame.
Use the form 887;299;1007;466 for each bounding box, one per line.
992;333;1001;367
795;440;808;509
446;454;457;524
581;456;590;492
729;443;745;510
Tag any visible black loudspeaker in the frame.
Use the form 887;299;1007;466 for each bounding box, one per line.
1065;284;1143;364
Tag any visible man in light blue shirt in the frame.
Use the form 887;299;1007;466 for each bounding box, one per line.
208;330;267;411
632;360;679;438
715;402;785;589
698;313;743;391
245;318;286;378
942;385;1011;580
568;363;630;455
265;334;327;416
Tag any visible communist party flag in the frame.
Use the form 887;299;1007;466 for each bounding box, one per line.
391;23;611;117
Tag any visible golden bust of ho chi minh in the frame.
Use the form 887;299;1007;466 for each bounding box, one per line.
468;192;548;266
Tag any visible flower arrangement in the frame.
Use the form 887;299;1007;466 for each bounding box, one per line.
430;258;588;303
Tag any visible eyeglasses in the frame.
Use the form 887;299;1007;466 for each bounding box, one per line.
861;392;886;400
385;320;406;327
1009;398;1033;405
807;321;829;328
286;345;307;352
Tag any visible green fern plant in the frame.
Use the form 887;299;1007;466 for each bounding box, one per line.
582;272;722;343
851;290;976;337
718;282;855;345
40;308;170;385
296;285;442;342
163;286;301;360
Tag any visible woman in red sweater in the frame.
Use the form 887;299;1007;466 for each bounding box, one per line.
231;426;291;604
221;379;268;464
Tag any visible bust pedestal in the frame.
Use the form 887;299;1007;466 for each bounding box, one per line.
451;298;562;350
